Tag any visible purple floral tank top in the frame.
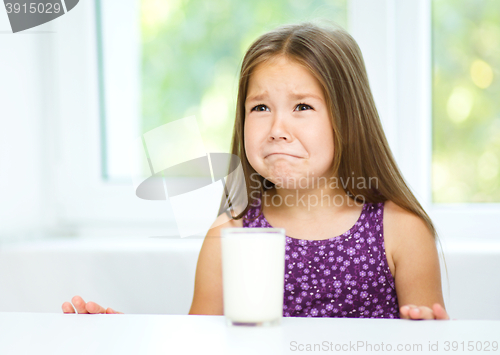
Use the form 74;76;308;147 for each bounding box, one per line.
242;197;400;319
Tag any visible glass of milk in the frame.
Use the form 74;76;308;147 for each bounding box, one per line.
221;227;286;327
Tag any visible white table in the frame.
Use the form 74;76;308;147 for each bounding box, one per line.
0;313;498;355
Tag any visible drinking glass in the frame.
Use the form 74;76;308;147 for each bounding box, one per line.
220;227;286;327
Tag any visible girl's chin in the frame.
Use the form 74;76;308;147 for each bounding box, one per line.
267;179;314;190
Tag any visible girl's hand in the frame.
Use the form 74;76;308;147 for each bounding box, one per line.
61;295;123;314
400;303;449;320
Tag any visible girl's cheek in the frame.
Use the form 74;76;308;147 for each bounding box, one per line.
243;136;257;161
245;124;262;146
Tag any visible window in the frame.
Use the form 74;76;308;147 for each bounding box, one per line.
53;0;498;238
432;0;500;203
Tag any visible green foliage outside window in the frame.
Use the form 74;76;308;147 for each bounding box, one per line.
432;0;500;203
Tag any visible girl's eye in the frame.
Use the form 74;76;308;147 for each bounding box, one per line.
295;103;313;111
250;103;312;112
251;104;269;112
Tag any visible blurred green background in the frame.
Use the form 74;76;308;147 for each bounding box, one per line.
432;0;500;203
139;0;500;202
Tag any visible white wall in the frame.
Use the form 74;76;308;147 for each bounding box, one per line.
0;9;54;242
0;238;204;315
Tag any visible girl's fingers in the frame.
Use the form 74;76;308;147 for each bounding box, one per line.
86;302;106;314
400;304;434;320
409;306;434;320
63;296;118;315
71;295;89;314
432;303;450;320
399;304;417;319
105;307;123;314
62;301;76;314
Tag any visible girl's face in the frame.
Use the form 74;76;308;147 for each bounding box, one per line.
244;56;335;189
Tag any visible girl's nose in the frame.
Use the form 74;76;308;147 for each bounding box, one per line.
268;113;292;142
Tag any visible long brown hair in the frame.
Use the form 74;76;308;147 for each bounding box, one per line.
220;21;440;247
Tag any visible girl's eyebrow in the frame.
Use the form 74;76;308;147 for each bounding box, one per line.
289;92;323;101
246;92;322;104
246;92;268;104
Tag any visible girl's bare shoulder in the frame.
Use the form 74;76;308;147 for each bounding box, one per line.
206;210;244;237
383;200;432;240
383;200;435;274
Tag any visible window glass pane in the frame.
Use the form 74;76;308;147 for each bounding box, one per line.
140;0;347;177
432;0;500;202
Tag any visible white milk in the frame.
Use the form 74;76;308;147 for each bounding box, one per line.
221;228;285;325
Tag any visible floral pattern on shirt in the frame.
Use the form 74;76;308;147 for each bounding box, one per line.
243;198;400;319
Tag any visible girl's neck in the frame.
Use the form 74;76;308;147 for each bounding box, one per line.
261;185;361;220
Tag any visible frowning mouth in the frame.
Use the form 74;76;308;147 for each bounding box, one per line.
265;153;302;158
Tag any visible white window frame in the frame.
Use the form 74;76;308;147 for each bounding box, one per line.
52;0;177;237
52;0;499;239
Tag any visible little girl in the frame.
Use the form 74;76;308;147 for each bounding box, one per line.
63;22;449;320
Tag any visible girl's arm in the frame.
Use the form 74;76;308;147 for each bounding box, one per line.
188;213;241;315
384;201;449;320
